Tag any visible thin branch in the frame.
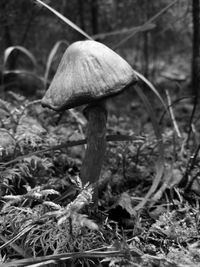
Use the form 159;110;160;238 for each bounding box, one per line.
113;0;178;50
1;248;142;267
165;89;181;138
92;23;155;40
0;134;144;167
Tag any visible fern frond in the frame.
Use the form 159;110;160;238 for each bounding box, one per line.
0;98;12;115
58;213;98;231
69;175;83;188
24;186;59;200
69;185;93;212
2;195;23;201
24;156;53;171
1;195;24;211
55;186;96;230
25;186;59;200
72;213;99;230
0;168;21;181
43;201;61;210
1;186;60;212
0;129;16;158
16;162;32;177
15;115;46;152
0;167;21;194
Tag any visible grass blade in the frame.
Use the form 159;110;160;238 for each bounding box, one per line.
92;23;155;40
3;46;37;71
3;70;45;85
133;85;165;212
35;0;93;40
44;40;69;89
134;69;167;111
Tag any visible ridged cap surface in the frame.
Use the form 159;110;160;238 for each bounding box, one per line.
41;40;138;110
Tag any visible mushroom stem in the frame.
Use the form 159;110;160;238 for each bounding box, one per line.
80;103;107;200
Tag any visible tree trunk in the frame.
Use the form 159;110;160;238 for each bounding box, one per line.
1;1;15;70
143;32;149;78
90;0;99;34
186;0;200;147
192;0;200;96
78;0;85;31
143;1;150;78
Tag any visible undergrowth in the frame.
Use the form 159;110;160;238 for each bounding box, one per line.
0;90;200;267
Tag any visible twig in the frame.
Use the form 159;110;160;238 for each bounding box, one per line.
165;89;181;138
186;96;198;147
180;143;200;188
1;248;142;267
159;96;194;125
0;224;35;250
0;234;30;258
92;23;155;40
0;134;144;167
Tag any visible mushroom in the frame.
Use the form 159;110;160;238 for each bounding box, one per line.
41;40;137;200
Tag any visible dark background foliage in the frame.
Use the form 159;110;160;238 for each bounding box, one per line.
0;0;192;82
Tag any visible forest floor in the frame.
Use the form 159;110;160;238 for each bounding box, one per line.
0;79;200;267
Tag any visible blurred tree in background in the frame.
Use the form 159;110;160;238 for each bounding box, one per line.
192;0;200;96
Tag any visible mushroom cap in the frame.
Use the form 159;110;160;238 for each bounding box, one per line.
41;40;138;111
